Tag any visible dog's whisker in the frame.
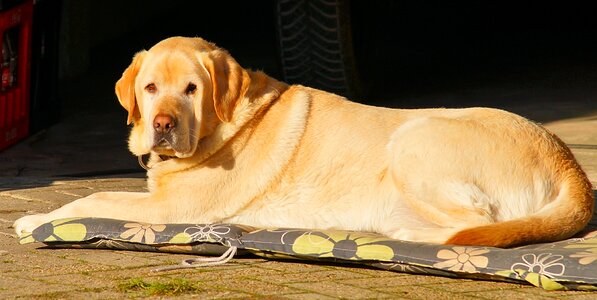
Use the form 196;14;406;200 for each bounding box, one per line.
187;129;200;141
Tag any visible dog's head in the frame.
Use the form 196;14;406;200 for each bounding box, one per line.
115;37;250;158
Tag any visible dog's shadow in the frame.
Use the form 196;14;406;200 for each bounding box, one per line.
204;145;236;170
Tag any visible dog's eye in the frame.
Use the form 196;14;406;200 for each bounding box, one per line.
185;83;197;95
145;83;157;93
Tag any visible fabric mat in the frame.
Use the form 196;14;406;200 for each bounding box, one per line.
19;217;597;291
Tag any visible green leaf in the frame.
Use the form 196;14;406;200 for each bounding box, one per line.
512;269;566;291
292;234;334;256
51;223;87;241
356;244;395;261
18;234;35;245
169;232;192;244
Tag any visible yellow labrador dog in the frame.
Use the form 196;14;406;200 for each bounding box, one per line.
14;37;594;247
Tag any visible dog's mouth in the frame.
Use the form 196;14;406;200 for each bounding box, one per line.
151;135;177;155
155;138;172;149
151;135;194;158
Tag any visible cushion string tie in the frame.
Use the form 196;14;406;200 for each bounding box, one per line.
152;246;237;272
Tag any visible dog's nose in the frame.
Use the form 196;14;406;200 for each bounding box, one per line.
153;114;176;133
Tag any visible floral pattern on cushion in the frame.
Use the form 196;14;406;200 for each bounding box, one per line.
18;218;597;291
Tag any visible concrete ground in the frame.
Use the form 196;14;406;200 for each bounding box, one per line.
0;85;596;299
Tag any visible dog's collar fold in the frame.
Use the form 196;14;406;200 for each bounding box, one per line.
137;154;175;170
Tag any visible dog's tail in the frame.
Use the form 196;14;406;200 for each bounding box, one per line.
445;162;594;248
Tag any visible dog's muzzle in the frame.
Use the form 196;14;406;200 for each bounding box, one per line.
152;113;176;149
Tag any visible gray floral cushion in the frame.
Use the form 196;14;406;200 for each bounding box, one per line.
19;218;597;291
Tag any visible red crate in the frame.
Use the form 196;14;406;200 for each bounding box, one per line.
0;1;32;151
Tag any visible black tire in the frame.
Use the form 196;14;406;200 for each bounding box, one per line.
275;0;361;99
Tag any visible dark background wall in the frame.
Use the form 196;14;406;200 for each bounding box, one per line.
54;0;597;114
351;1;597;100
57;0;280;114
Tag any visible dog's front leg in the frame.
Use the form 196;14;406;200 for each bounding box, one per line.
13;191;157;236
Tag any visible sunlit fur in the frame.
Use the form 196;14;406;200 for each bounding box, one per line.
14;37;594;248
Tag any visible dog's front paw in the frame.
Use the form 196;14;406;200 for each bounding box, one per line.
13;214;48;237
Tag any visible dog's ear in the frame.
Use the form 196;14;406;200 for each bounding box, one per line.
115;51;146;125
201;49;249;122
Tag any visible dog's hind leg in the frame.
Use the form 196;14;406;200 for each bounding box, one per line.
382;117;500;243
379;183;495;244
